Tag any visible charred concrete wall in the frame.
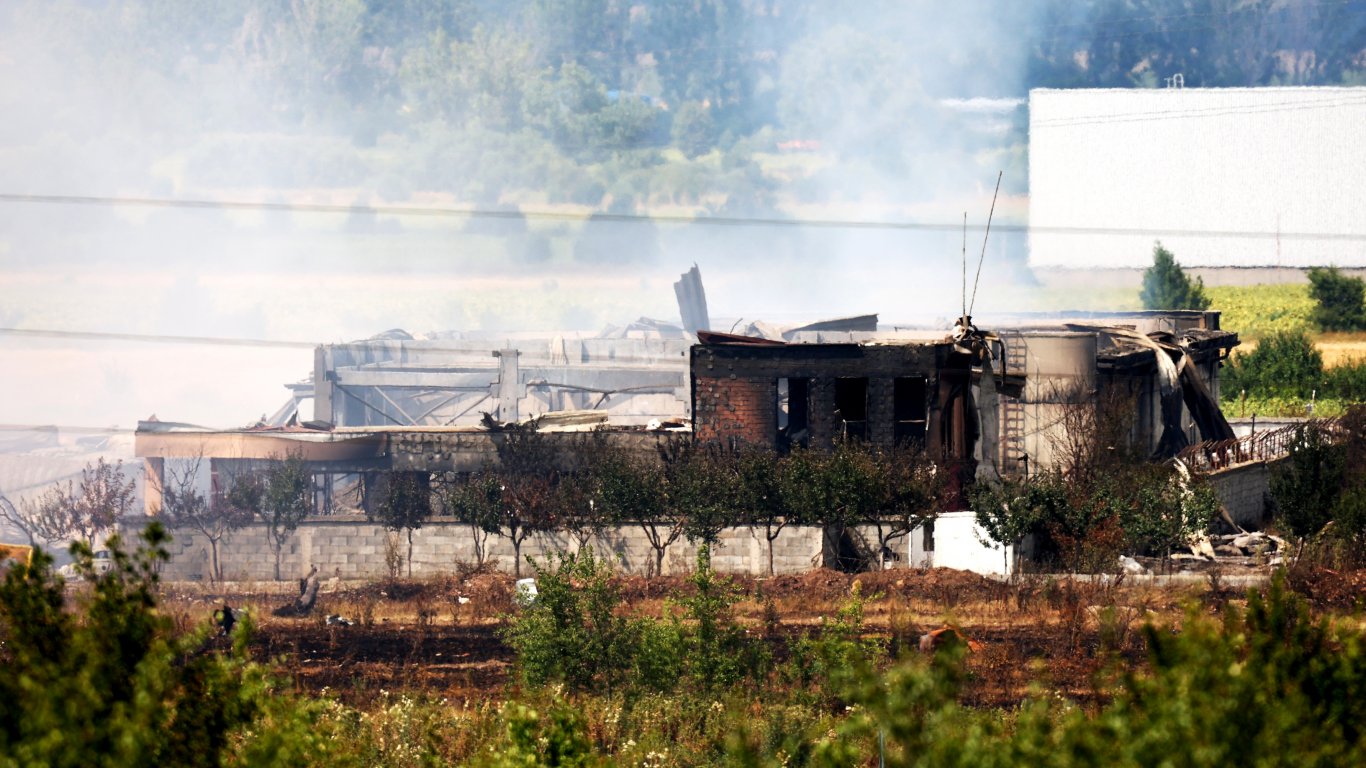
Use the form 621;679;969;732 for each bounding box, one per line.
387;430;676;474
1208;461;1272;529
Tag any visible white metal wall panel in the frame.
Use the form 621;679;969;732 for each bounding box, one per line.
1028;87;1366;268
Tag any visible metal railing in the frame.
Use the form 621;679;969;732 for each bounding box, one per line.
1178;417;1345;473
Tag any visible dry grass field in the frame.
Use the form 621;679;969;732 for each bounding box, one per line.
157;566;1264;710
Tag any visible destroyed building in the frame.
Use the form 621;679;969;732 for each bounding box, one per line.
689;310;1238;480
136;307;1237;518
130;260;1242;578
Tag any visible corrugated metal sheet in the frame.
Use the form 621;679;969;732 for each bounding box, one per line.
1029;87;1366;268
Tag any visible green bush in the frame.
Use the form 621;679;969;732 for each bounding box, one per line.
1270;421;1347;538
499;547;642;694
1140;242;1210;310
0;525;326;767
1308;266;1366;331
673;546;770;692
1325;360;1366;401
787;583;883;701
1224;330;1325;398
784;575;1366;768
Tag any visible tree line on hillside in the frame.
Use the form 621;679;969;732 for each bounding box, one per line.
7;1;1365;209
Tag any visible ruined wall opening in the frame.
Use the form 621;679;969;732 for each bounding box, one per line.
778;377;810;450
834;377;868;441
893;376;928;446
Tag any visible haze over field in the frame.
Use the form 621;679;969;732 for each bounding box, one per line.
2;0;1364;429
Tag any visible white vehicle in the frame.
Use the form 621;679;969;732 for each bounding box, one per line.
58;550;113;580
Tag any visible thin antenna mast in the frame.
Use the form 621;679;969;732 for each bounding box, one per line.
968;171;1003;317
961;211;968;316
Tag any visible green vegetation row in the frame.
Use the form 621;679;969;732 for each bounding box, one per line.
1139;244;1366;416
7;525;1366;766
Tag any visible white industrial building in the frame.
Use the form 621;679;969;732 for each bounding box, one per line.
1028;86;1366;269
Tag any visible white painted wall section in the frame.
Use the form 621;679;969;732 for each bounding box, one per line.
1029;87;1366;268
923;511;1013;577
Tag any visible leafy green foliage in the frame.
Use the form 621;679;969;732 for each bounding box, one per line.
257;454;313;581
974;459;1218;570
499;547;642;694
1206;283;1315;340
794;575;1366;768
665;443;741;546
1308;266;1366;331
501;546;770;699
672;546;770;692
369;471;432;577
1224;330;1325;399
0;524;324;767
1140;242;1210;311
1270;421;1347;538
486;701;600;768
787;583;881;701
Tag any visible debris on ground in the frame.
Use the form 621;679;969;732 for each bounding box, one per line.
274;568;321;617
919;625;983;654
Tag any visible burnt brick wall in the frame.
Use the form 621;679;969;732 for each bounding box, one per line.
807;377;838;448
867;377;896;445
694;375;777;445
691;343;948;450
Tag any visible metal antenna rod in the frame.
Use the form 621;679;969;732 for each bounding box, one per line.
961;211;968;317
968;171;1003;317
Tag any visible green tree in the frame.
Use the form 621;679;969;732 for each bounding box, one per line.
156;457;253;584
667;442;740;547
1225;330;1325;399
1308;266;1366;331
369;471;432;578
736;446;795;576
1140;241;1211;310
1270;421;1347;539
673;545;769;691
592;441;672;576
499;547;638;694
16;458;136;550
441;471;502;567
671;100;716;158
236;455;313;581
869;445;944;569
779;442;884;571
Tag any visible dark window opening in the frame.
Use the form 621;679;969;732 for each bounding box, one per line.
894;377;928;446
777;377;810;451
923;518;935;552
834;377;868;441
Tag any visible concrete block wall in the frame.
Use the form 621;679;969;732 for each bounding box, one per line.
157;518;827;581
1209;461;1272;529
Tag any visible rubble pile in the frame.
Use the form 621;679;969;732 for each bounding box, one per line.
1170;531;1288;567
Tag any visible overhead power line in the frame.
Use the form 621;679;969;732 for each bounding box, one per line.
1033;93;1366;128
0;327;318;349
0;424;132;435
1;192;1364;242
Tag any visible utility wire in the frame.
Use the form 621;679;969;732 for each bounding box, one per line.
0;424;132;434
1033;94;1366;128
0;327;318;349
2;192;1364;241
